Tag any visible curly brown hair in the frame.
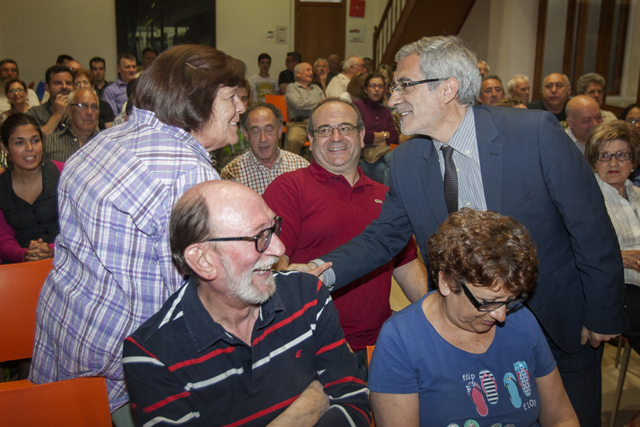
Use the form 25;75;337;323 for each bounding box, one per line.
427;208;539;295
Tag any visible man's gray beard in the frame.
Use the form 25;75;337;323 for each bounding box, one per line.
221;255;278;305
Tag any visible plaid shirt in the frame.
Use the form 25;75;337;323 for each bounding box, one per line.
30;107;219;411
220;148;309;195
597;174;640;287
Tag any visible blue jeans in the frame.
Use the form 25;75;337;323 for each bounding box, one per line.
545;333;604;427
358;152;391;186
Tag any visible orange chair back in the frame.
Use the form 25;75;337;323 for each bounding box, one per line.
265;94;289;125
0;377;111;426
0;258;53;362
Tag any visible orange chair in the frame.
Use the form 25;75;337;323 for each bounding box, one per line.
0;258;53;362
265;94;289;126
0;377;112;426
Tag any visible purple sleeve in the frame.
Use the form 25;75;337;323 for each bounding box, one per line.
386;112;399;145
0;210;27;263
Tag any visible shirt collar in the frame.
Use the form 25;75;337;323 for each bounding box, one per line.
248;147;284;170
308;159;374;189
431;106;476;158
182;276;285;353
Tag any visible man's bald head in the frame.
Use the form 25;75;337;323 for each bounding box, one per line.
566;95;603;145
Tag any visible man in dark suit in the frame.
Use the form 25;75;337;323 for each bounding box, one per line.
292;36;626;426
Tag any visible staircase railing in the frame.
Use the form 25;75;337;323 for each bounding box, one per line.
373;0;415;66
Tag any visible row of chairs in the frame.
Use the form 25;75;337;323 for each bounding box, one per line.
0;258;111;426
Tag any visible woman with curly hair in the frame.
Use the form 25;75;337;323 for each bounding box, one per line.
369;208;578;426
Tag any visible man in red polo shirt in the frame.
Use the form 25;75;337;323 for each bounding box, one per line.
263;98;428;380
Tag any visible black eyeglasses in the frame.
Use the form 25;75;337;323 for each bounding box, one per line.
389;78;445;95
596;151;632;162
460;282;527;312
206;216;282;253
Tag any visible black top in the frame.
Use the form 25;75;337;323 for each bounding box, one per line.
0;159;61;247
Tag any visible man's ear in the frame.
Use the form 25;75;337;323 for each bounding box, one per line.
441;78;460;105
184;243;218;281
308;136;314;152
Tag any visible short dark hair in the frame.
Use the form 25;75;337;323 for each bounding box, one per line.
133;45;245;133
496;97;525;108
89;57;106;68
482;74;503;85
620;103;640;121
170;190;212;277
427;208;539;295
346;72;368;100
362;72;384;99
241;102;284;131
142;47;158;56
45;65;73;84
576;73;605;95
56;55;74;65
117;53;136;66
585;121;640;170
0;113;43;150
258;53;271;63
287;52;302;63
125;78;139;116
0;59;18;70
4;78;26;96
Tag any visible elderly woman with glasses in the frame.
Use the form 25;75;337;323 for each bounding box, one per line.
312;58;330;94
585;121;640;359
353;73;398;186
369;208;578;427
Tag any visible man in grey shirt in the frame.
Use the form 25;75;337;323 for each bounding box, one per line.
285;62;324;155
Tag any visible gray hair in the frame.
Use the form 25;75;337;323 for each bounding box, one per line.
307;97;365;136
576;73;606;95
293;62;309;76
241;102;284;131
542;73;571;92
478;60;490;72
68;88;98;105
342;55;363;71
506;74;529;92
170;190;212;278
314;58;328;69
396;36;481;105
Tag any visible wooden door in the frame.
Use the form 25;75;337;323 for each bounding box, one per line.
295;0;346;65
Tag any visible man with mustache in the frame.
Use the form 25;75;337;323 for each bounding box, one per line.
123;180;371;427
26;65;73;135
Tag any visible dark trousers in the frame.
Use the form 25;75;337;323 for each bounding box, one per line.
545;333;604;427
625;284;640;355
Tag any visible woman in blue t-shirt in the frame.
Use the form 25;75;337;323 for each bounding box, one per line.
369;209;578;427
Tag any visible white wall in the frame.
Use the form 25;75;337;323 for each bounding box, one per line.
344;0;386;59
0;0;117;87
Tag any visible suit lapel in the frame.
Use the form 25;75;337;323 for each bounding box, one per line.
474;107;503;212
419;138;449;223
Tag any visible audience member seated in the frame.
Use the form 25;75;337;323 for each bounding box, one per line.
29;46;246;427
135;47;157;78
0;59;40;110
477;60;490;76
278;51;301;94
221;102;308;194
507;74;531;103
312;58;330;94
478;75;506;106
354;73;399;185
103;53;137;115
44;88;99;162
363;57;375;73
285;62;324;154
264;99;426;380
621;103;640;134
1;79;30;127
369;208;579;427
35;54;73;102
212;77;252;170
341;71;368;103
376;63;394;106
325;55;364;98
111;78;139;127
565;95;603;154
90;57;111;99
248;53;278;102
73;69;114;130
577;73;617;122
123;180;371;426
526;72;571;122
26;65;73;136
0;114;62;263
327;53;341;82
496;97;527;109
585;121;640;360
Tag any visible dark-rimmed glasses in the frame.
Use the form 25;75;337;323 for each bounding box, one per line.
205;216;282;253
313;123;359;138
460;282;527;312
597;151;632;162
389;78;445;95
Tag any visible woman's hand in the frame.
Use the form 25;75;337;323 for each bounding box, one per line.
622;250;640;272
23;239;53;262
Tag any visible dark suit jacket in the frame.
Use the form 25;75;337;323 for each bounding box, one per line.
323;105;627;354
